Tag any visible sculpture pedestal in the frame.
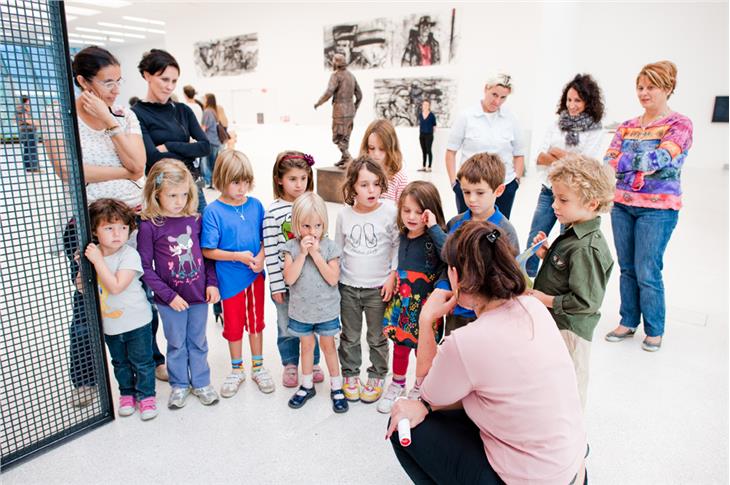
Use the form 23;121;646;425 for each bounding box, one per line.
316;165;346;203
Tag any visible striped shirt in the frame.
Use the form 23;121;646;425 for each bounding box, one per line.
263;199;294;294
382;169;408;203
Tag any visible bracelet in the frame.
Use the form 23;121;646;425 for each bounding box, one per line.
418;396;433;414
104;125;122;137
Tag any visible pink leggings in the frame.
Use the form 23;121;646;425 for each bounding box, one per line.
393;344;413;376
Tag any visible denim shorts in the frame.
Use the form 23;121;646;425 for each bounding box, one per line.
288;317;341;337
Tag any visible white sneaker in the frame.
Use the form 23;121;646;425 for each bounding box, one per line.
376;382;406;414
407;385;422;400
167;386;191;409
192;385;220;405
221;372;246;398
252;367;275;394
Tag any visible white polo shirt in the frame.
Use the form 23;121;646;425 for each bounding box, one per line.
447;102;526;184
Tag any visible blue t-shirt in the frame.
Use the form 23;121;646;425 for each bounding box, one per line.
418;112;437;134
201;197;265;300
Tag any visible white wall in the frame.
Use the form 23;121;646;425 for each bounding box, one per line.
109;2;728;168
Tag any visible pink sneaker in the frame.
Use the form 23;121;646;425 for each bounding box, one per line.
282;364;298;388
138;397;158;421
118;395;135;417
313;365;325;384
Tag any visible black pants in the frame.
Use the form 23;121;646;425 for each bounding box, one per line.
419;133;434;168
390;410;505;485
495;179;519;220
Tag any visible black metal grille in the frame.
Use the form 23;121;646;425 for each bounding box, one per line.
0;0;112;469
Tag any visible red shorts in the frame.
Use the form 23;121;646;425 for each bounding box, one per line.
221;274;265;341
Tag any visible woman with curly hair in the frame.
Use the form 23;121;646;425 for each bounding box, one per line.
524;74;605;277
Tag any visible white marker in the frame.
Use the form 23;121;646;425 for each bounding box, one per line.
397;418;411;447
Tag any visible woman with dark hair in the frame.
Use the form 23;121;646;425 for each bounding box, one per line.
45;45;156;406
416;99;437;172
200;93;222;188
131;48;210;213
15;95;40;172
387;221;587;485
524;74;605;277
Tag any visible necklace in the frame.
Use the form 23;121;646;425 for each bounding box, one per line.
640;108;670;129
233;204;246;221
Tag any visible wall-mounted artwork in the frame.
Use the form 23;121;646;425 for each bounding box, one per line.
374;77;456;128
323;11;456;70
194;33;258;77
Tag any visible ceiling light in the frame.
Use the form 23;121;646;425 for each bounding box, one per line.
64;5;101;16
108;37;125;43
67;0;132;7
97;21;165;34
122;15;165;26
68;32;106;41
76;27;145;39
66;15;78;21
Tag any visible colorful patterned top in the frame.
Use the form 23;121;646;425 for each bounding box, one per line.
604;112;693;210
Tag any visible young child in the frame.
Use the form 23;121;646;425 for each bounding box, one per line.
336;156;400;403
85;198;157;421
378;181;447;414
137;159;220;409
263;151;324;388
360;119;409;202
435;153;521;335
531;154;615;409
201;150;275;397
282;192;348;413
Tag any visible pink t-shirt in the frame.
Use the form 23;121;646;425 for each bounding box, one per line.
382;169;408;203
421;295;586;485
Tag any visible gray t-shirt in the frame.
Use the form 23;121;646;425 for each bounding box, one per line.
283;237;341;323
99;245;153;336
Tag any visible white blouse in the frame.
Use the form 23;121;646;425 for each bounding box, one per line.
536;120;604;188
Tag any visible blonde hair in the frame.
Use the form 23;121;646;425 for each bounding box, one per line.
485;72;513;91
636;61;677;98
359;119;403;177
212;149;254;191
548;154;615;213
141;159;198;224
291;192;329;239
272;151;314;199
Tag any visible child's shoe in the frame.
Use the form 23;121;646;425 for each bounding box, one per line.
331;389;349;413
155;365;169;381
192;385;220;405
221;371;246;398
360;377;385;403
343;376;361;401
71;386;96;407
288;385;316;409
312;364;325;384
168;386;191;409
252;367;275;394
118;395;136;417
377;382;406;414
139;397;158;421
282;364;299;388
407;385;422;400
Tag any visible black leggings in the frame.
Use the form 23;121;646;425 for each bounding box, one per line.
390;410;505;484
419;133;434;168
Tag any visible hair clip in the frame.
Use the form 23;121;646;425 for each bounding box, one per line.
485;229;501;244
155;173;164;187
303;154;315;167
284;153;315;167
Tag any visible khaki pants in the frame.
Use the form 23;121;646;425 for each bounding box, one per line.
560;329;591;410
338;284;388;379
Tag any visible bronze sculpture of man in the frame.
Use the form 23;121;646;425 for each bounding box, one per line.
314;53;362;168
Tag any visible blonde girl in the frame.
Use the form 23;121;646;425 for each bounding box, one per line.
201;150;274;397
282;192;347;413
137;159;220;409
335;156;399;405
360;119;409;202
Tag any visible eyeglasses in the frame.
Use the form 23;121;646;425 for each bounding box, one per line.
92;78;124;90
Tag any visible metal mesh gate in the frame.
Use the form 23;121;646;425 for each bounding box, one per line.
0;0;112;469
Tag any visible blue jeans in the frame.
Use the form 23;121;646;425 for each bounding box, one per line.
274;296;320;366
201;145;220;186
495;179;519;220
19;129;39;171
525;185;559;277
611;202;679;337
288;316;341;337
157;304;211;389
104;323;156;399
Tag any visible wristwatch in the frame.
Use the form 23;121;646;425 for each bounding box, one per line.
418;396;433;414
104;125;122;137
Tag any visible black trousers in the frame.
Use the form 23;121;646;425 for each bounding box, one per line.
495;178;519;220
419;133;434;168
390;409;505;485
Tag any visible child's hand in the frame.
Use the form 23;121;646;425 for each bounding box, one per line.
527;289;553;308
309;236;321;254
249;249;265;273
84;243;103;265
169;295;189;312
299;236;314;255
533;232;549;259
272;292;286;305
238;250;254;265
206;286;220;304
422;209;437;228
380;271;397;302
75;270;85;293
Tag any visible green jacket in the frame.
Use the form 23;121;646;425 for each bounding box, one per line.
533;216;614;341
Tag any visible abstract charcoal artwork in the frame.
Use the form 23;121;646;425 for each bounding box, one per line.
374;77;456;127
194;33;258;77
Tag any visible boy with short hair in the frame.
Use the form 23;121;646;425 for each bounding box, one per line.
438;152;520;334
531;154;615;409
85;198;157;421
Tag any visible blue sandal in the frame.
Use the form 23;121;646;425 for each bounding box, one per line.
288;386;316;409
331;389;349;413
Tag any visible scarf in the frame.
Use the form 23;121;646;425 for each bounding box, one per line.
558;110;601;147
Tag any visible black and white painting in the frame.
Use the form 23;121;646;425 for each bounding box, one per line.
194;33;258;77
374;77;456;128
323;11;456;70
